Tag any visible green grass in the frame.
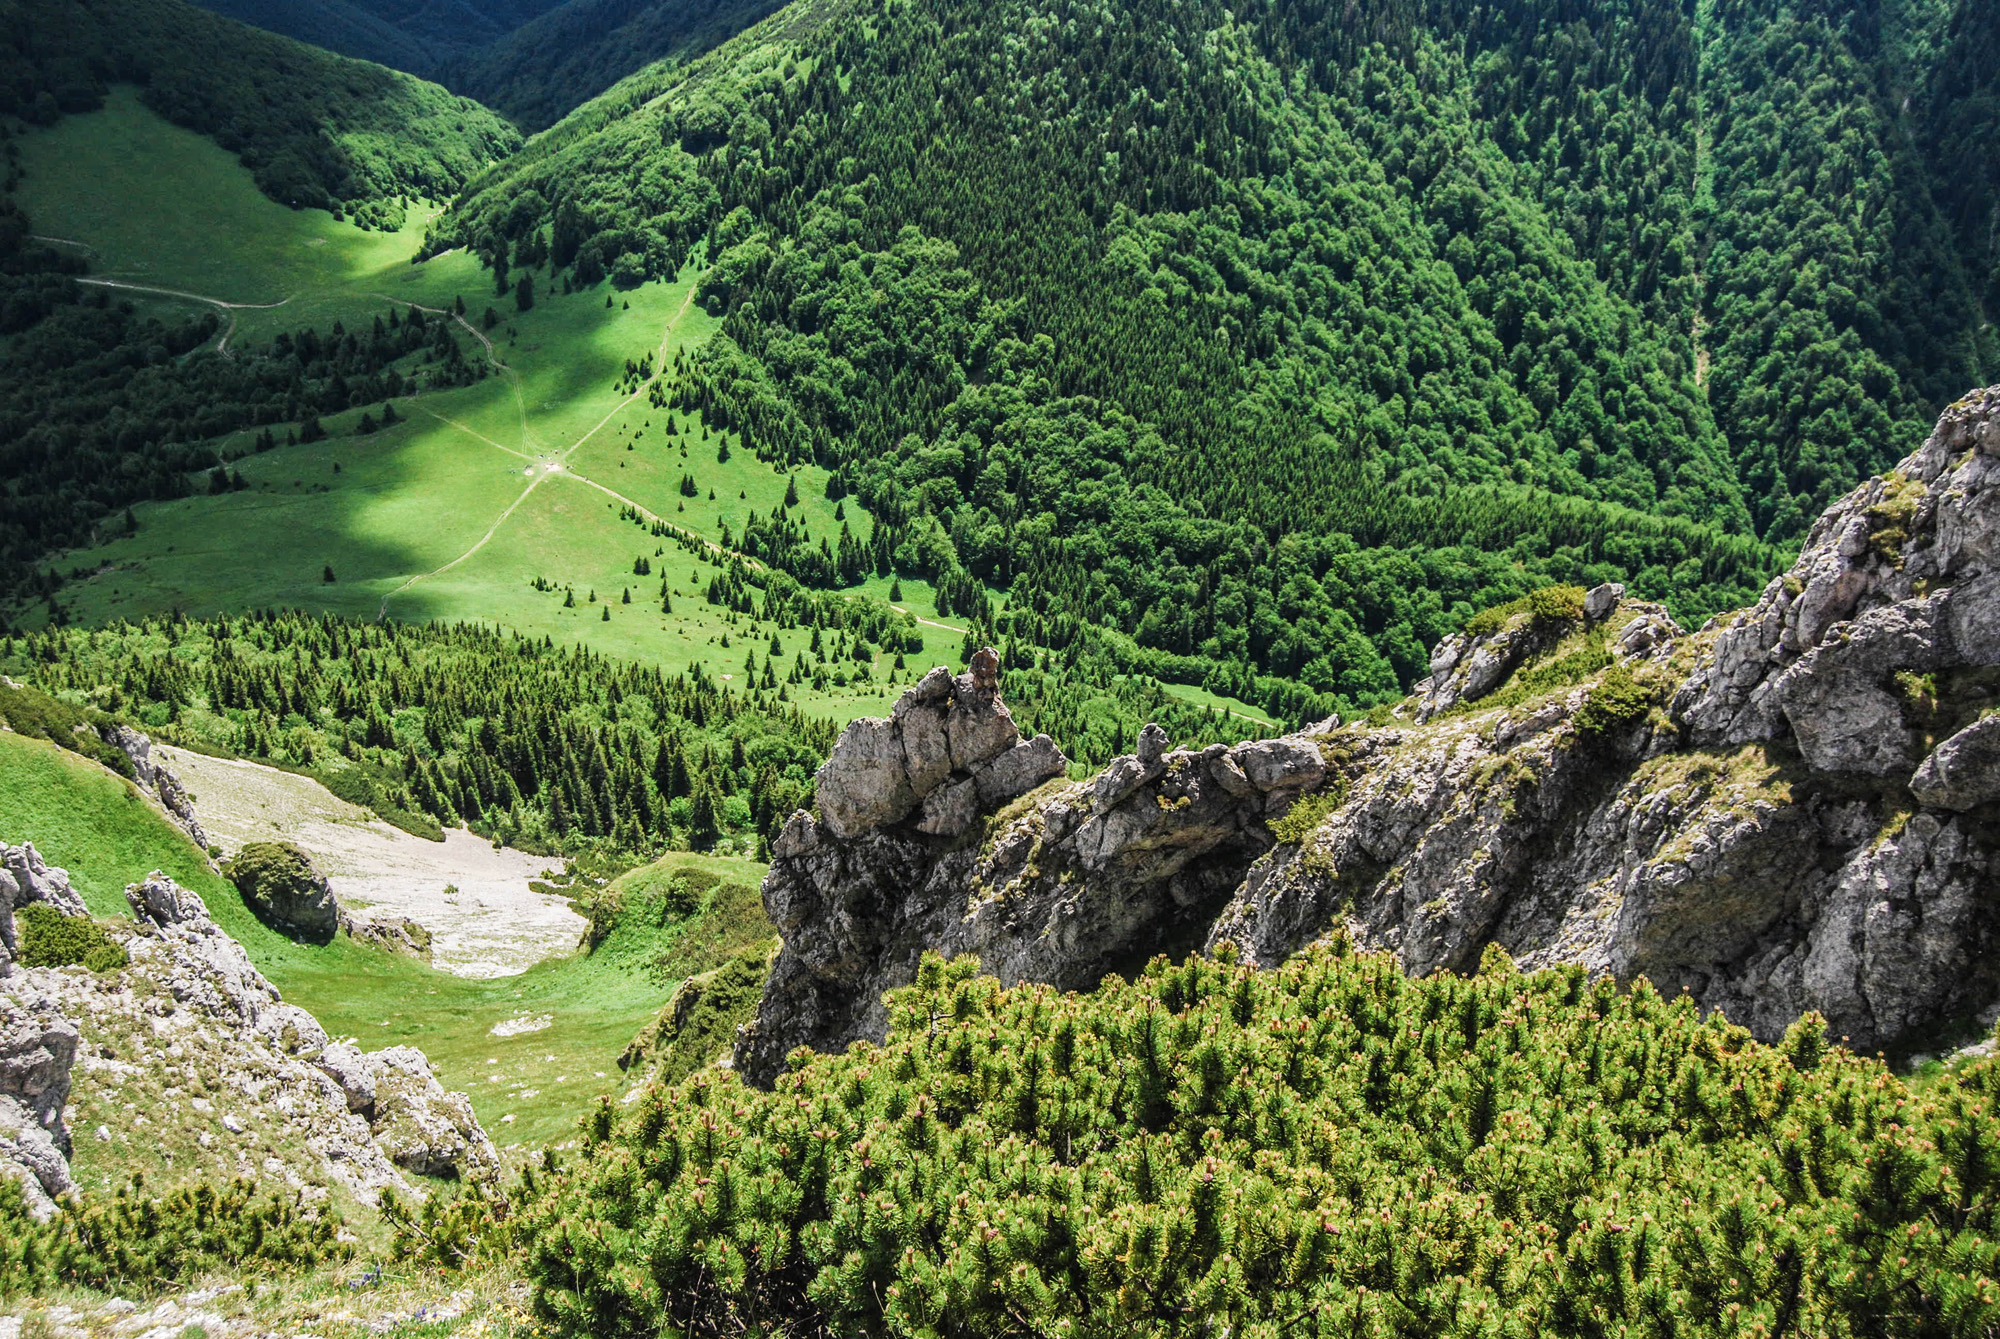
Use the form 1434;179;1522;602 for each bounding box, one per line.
18;90;968;728
13;88;488;341
0;730;768;1149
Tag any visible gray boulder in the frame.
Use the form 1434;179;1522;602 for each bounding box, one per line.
125;869;211;928
1583;582;1626;622
365;1047;500;1182
341;911;434;961
315;1042;377;1115
1911;715;2000;810
973;735;1068;809
226;843;339;944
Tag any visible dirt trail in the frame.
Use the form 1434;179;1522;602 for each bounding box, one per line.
379;281;707;616
374;294;539;454
76;278;290;355
159;746;584;977
376;472;549;617
558;283;698;463
888;604;968;635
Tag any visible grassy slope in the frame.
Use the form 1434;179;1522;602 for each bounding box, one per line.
0;729;765;1149
16;91;968;727
14;88;489;338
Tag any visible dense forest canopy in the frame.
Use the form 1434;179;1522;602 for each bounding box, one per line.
437;0;1995;714
444;0;791;132
3;0;1994;725
3;610;838;857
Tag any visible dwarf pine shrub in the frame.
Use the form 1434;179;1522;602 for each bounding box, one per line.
510;942;2000;1338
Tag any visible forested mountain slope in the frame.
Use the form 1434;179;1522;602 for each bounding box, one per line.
436;0;1996;718
184;0;793;132
187;0;440;75
0;0;520;218
184;0;567;76
446;0;789;131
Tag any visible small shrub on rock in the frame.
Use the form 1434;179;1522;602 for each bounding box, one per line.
14;905;127;972
1574;665;1656;740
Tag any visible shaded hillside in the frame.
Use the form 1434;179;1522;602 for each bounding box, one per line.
447;0;788;131
0;0;520;218
190;0;440;74
184;0;567;76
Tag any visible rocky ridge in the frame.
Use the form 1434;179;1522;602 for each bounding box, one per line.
104;725;209;852
1;864;497;1218
738;386;2000;1083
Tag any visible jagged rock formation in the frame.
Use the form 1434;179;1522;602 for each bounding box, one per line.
1;843;89;924
739;387;2000;1081
1;864;497;1212
105;724;210;851
737;664;1335;1084
0;990;78;1217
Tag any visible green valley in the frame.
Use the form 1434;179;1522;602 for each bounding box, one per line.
0;728;770;1152
3;0;2000;1331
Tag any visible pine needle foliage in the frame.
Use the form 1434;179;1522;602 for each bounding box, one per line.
0;1175;347;1297
515;944;2000;1338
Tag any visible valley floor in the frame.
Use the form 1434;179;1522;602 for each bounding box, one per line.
156;747;580;978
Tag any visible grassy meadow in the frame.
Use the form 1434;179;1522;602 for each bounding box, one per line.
16;91;970;727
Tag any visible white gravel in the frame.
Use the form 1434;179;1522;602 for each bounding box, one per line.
157;746;585;977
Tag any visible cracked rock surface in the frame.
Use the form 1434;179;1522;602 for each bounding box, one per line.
1;864;497;1214
739;387;2000;1079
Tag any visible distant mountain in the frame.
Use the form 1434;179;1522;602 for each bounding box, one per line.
183;0;568;74
0;0;521;219
187;0;439;74
445;0;788;132
184;0;786;131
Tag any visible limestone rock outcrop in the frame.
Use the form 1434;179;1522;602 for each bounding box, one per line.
1;862;497;1210
2;843;89;923
0;990;79;1217
738;387;2000;1076
738;657;1336;1085
1675;384;2000;759
811;650;1067;841
362;1047;500;1183
104;724;209;851
1413;582;1678;722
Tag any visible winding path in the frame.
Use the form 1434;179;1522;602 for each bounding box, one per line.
76;277;290;355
